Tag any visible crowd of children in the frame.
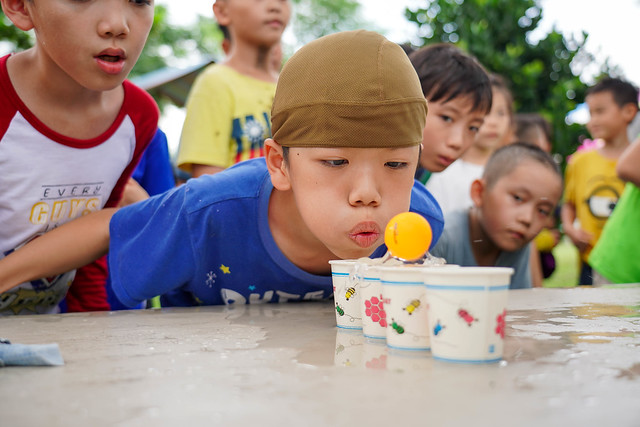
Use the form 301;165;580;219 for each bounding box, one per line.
0;0;638;315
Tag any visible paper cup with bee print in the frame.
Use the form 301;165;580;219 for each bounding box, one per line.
379;265;430;351
351;260;386;339
329;260;362;330
423;266;513;363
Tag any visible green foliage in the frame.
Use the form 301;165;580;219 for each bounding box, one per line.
130;6;222;78
290;0;375;47
0;10;33;51
405;0;615;167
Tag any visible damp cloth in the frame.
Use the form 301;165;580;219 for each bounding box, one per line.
0;338;64;366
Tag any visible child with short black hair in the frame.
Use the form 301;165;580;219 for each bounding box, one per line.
561;77;639;285
426;73;513;215
0;30;444;308
409;43;492;183
431;143;563;289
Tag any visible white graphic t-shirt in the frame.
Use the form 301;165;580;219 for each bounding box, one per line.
0;54;158;315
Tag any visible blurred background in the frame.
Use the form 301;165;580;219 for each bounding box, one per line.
2;0;638;161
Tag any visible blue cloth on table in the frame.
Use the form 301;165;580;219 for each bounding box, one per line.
0;341;64;366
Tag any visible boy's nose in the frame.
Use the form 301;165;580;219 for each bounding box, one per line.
516;206;534;227
348;172;381;207
267;0;284;11
98;4;130;38
445;124;465;150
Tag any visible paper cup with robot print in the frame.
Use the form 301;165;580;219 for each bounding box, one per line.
329;260;362;330
379;265;430;351
423;266;513;363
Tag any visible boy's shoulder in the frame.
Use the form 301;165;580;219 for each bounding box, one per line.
567;147;612;167
411;181;445;242
203;63;278;90
122;80;159;125
183;158;271;214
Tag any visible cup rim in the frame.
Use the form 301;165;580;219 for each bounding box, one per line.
423;266;514;276
328;259;358;265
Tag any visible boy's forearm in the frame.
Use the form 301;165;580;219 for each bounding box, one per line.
617;139;640;186
560;203;576;234
0;209;115;294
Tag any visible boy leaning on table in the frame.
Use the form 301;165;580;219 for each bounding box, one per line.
0;30;444;310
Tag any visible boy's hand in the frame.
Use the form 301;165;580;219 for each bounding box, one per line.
565;227;593;252
118;178;149;208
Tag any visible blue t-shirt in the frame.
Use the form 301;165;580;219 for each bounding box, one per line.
106;128;176;310
131;128;175;196
431;209;531;289
109;158;444;307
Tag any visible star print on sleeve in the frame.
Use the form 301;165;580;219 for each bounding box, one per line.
220;264;231;274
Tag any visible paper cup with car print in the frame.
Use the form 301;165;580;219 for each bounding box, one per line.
379;265;430;351
329;260;362;329
423;266;513;363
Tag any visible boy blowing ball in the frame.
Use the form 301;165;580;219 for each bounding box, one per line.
0;31;444;307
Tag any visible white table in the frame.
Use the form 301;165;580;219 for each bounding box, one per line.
2;287;640;426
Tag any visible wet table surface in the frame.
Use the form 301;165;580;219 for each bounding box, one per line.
1;287;640;427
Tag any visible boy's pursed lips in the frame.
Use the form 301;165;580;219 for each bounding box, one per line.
94;48;126;74
348;221;382;248
265;19;285;28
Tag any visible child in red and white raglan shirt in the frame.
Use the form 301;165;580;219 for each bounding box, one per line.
0;0;158;315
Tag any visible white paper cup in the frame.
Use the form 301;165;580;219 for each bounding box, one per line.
356;264;388;340
329;260;362;330
423;266;513;363
334;328;365;367
379;265;430;351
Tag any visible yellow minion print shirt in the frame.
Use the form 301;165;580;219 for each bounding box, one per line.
177;64;276;173
563;148;625;262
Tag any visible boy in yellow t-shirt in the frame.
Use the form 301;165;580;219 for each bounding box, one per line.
561;77;639;285
177;0;290;178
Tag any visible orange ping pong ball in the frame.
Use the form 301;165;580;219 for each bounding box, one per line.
384;212;432;261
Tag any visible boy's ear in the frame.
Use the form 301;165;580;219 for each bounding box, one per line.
265;139;292;191
1;0;35;31
212;0;231;26
470;178;486;208
622;103;638;124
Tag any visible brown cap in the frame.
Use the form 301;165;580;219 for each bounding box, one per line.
271;30;427;148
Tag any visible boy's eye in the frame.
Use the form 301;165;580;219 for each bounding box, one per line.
512;194;523;202
538;208;551;216
440;115;453;123
469;126;480;133
323;159;348;167
385;161;408;169
130;0;152;5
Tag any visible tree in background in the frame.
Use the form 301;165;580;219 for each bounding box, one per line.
290;0;375;47
405;0;619;166
0;9;33;50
